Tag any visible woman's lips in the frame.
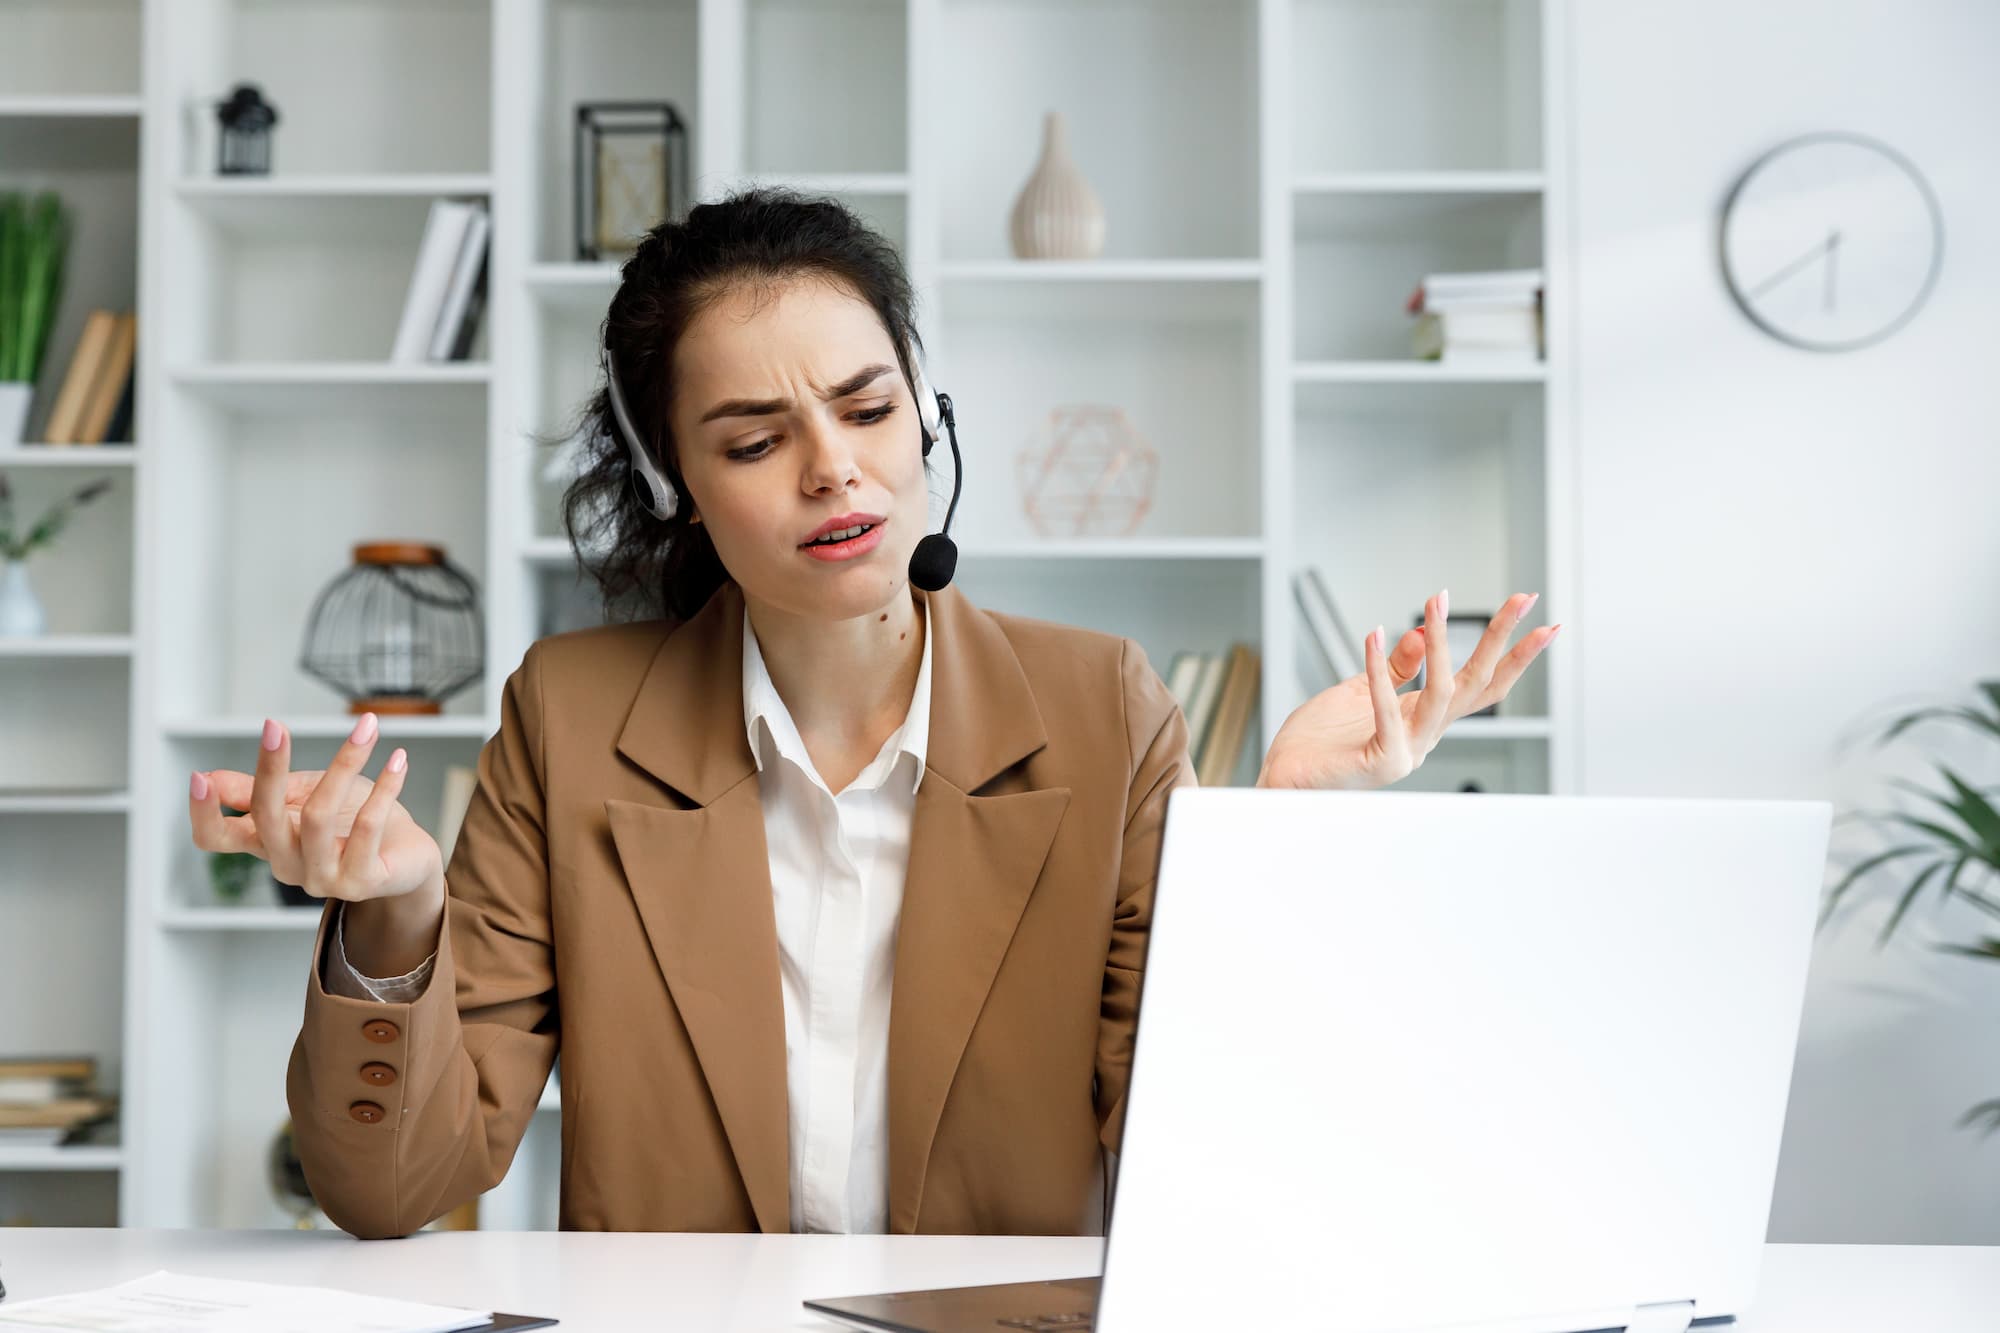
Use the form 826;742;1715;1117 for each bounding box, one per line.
800;521;886;562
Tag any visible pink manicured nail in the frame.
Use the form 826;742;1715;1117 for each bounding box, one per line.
387;748;407;774
1519;592;1540;619
261;718;282;751
190;771;209;800
349;712;378;745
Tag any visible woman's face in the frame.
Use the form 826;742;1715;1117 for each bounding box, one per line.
669;275;930;623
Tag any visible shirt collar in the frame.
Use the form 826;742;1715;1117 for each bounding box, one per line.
741;593;932;798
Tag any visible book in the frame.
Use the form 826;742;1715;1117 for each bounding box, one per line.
41;308;115;444
1406;268;1544;312
0;1056;96;1080
1182;651;1228;765
0;1269;558;1333
1196;642;1261;788
445;241;490;360
76;311;137;443
392;200;479;363
1164;650;1202;717
429;202;491;361
1296;567;1365;684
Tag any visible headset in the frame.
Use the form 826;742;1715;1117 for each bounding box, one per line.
601;334;964;591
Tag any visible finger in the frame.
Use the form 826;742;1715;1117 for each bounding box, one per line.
189;769;261;857
301;712;381;890
1409;590;1454;749
1455;591;1539;705
253;718;304;885
339;746;409;892
1484;623;1562;701
1385;625;1427;685
1364;625;1406;775
206;766;319;812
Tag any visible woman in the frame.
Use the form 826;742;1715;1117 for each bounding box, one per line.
185;188;1556;1241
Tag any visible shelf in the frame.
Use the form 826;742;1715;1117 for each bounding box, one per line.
174;175;493;239
0;95;142;119
940;259;1262;283
176;173;493;199
0;790;131;815
164;716;493;741
0;1142;124;1172
0;634;134;658
168;363;492;414
1294;171;1546;195
1440;716;1553;741
959;537;1265;561
160;907;324;932
1295;361;1545;384
0;444;139;467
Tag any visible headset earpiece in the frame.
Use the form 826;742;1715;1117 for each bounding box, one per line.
603;341;681;522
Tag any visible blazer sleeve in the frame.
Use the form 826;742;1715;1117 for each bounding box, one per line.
284;641;558;1240
1095;636;1200;1158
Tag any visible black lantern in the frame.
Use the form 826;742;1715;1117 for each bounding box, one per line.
299;542;483;715
216;83;279;176
575;101;689;261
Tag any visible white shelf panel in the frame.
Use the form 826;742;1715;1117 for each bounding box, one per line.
176;173;493;199
0;95;142;119
940;259;1263;283
1295;171;1546;195
0;1143;124;1172
1439;716;1554;741
168;363;492;414
1295;360;1545;384
0;445;139;467
0;635;134;658
174;175;492;239
958;537;1265;561
160;908;324;932
164;716;493;741
0;790;131;814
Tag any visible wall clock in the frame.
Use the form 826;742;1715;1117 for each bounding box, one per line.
1718;130;1943;352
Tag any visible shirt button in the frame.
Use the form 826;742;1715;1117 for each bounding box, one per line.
361;1019;399;1043
348;1101;386;1124
359;1061;398;1087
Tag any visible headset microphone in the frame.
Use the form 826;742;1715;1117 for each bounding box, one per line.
601;335;963;591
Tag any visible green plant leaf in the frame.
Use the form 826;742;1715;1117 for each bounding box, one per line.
1934;936;2000;960
1957;1099;2000;1137
1819;843;1937;928
1876;859;1948;948
1935;765;2000;856
1875;704;2000;749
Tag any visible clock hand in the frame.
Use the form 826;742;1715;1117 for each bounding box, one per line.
1747;232;1837;301
1824;228;1841;313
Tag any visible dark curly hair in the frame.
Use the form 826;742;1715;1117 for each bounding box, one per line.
545;185;935;627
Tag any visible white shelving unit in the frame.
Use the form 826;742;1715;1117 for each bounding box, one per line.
0;0;1574;1230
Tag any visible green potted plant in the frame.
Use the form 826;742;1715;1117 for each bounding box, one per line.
0;191;74;444
1820;678;2000;1137
0;472;112;635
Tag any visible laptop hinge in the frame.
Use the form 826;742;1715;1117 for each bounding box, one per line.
1627;1299;1696;1333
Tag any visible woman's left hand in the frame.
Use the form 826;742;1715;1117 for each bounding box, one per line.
1254;589;1560;791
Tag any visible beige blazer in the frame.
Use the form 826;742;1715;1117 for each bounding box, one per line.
286;577;1197;1239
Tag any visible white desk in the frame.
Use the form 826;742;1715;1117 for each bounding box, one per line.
0;1231;1995;1332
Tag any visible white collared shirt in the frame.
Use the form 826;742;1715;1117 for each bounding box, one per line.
330;592;933;1235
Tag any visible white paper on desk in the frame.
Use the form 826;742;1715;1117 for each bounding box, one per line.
0;1268;493;1333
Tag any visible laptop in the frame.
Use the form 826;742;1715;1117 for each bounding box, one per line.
805;788;1830;1333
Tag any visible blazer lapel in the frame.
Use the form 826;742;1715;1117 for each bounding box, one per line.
604;578;1070;1237
606;581;790;1234
885;583;1070;1232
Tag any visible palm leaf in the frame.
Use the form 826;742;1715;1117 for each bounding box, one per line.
1820;843;1937;928
1877;859;1948;948
1956;1099;2000;1137
1934;936;2000;961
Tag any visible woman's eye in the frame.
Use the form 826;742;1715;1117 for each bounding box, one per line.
727;404;898;461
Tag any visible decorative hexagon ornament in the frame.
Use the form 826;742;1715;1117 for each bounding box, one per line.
1015;404;1158;538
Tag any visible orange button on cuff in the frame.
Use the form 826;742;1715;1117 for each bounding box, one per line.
359;1061;398;1087
361;1019;400;1044
348;1101;386;1124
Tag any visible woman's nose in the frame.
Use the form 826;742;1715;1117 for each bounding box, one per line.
798;417;861;492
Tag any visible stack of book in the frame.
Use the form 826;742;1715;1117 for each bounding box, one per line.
392;198;491;363
1164;641;1262;786
38;308;137;445
1405;268;1543;365
0;1055;118;1147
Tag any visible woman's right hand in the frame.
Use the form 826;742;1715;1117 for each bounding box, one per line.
187;713;443;905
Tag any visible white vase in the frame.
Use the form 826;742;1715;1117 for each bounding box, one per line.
0;381;32;445
0;559;47;636
1009;110;1106;260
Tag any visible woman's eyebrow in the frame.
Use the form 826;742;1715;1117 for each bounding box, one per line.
697;362;896;425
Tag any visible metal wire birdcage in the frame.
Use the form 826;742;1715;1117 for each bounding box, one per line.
298;542;483;715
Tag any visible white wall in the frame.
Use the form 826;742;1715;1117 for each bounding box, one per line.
1569;0;2000;1242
